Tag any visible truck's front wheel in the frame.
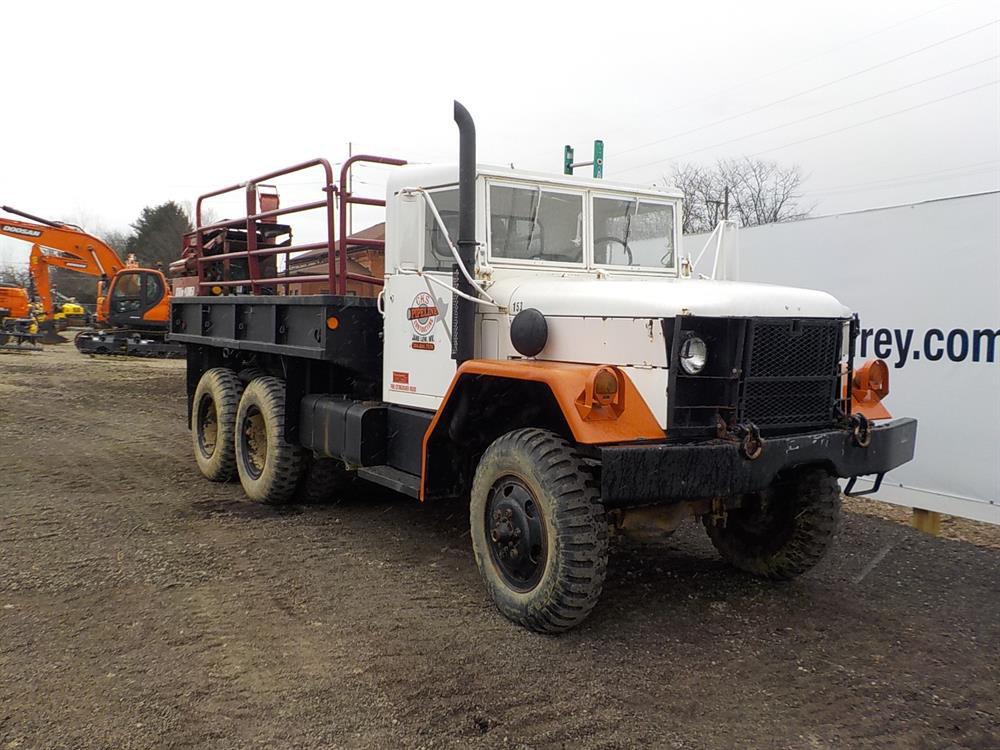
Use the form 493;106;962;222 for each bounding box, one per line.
470;428;608;634
234;376;304;504
704;467;841;580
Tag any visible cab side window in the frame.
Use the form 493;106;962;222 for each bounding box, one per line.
143;272;163;305
423;188;460;271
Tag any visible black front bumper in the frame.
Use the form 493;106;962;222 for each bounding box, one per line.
600;418;917;507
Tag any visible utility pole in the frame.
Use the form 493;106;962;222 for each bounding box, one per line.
706;186;730;224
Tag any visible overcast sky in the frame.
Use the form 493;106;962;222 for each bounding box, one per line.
1;0;997;266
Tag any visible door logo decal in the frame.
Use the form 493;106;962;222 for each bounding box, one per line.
407;292;438;335
408;292;438;351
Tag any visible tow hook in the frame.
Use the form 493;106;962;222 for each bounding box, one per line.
850;413;872;447
734;422;764;460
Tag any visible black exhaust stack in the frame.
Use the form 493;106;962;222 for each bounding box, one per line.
452;100;476;364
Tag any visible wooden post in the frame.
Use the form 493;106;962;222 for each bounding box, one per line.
912;508;941;536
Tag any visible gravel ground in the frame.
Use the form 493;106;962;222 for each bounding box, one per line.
1;344;998;749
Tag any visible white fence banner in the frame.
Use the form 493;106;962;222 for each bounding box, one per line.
684;192;1000;524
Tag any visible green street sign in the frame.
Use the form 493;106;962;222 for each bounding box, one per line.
564;145;574;175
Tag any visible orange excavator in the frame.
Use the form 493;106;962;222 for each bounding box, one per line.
0;205;183;356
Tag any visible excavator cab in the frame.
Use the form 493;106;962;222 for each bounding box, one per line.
105;268;170;330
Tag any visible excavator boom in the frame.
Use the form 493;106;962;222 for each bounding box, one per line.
0;209;127;318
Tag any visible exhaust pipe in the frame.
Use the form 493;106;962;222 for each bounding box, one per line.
452;100;476;364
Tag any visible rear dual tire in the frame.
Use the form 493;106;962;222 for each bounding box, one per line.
192;368;243;482
297;456;354;503
193;370;312;504
233;376;305;504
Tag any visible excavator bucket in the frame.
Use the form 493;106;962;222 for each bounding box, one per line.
38;319;68;344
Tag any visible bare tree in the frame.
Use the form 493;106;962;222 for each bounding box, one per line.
670;164;718;234
670;157;811;234
101;229;132;256
0;261;31;288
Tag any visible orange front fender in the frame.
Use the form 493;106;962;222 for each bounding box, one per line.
420;360;665;501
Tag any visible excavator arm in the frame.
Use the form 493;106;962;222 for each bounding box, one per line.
0;206;127;317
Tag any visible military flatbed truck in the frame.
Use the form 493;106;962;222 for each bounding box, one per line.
170;102;917;633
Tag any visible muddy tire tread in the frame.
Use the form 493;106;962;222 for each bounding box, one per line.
235;376;304;504
704;468;841;580
192;367;243;482
471;428;608;634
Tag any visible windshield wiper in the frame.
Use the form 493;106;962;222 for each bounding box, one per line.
524;187;542;255
622;198;638;251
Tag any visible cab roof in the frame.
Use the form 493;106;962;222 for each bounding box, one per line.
384;163;683;201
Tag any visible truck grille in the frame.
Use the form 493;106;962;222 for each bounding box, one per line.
741;320;843;432
665;316;848;438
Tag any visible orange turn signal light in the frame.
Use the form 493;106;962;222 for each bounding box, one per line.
853;359;889;401
576;366;626;420
593;368;619;405
326;316;340;330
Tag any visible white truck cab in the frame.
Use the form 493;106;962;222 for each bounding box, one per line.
382;163;850;427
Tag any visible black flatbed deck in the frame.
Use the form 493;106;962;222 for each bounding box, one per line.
169;295;382;368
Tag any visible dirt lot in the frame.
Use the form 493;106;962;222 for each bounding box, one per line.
1;345;998;749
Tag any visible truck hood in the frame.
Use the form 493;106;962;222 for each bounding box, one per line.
488;276;851;319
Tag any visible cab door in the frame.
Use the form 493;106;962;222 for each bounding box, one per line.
382;187;460;411
108;270;167;329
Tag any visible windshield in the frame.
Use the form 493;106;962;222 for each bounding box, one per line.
489;184;584;264
593;196;675;269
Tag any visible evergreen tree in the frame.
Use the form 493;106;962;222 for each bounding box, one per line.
126;201;192;269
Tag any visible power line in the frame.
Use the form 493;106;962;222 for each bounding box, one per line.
805;161;1000;196
613;18;998;164
748;79;999;157
598;0;967;144
619;55;998;171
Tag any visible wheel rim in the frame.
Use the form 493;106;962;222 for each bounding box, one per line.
195;394;219;459
484;476;547;592
240;405;267;480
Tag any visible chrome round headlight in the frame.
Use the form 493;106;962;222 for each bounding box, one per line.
679;335;708;375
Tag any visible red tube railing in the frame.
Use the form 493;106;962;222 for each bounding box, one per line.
335;155;407;295
192;154;405;296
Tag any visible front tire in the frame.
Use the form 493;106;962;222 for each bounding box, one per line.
234;376;305;504
470;428;608;634
704;467;841;580
192;368;243;481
